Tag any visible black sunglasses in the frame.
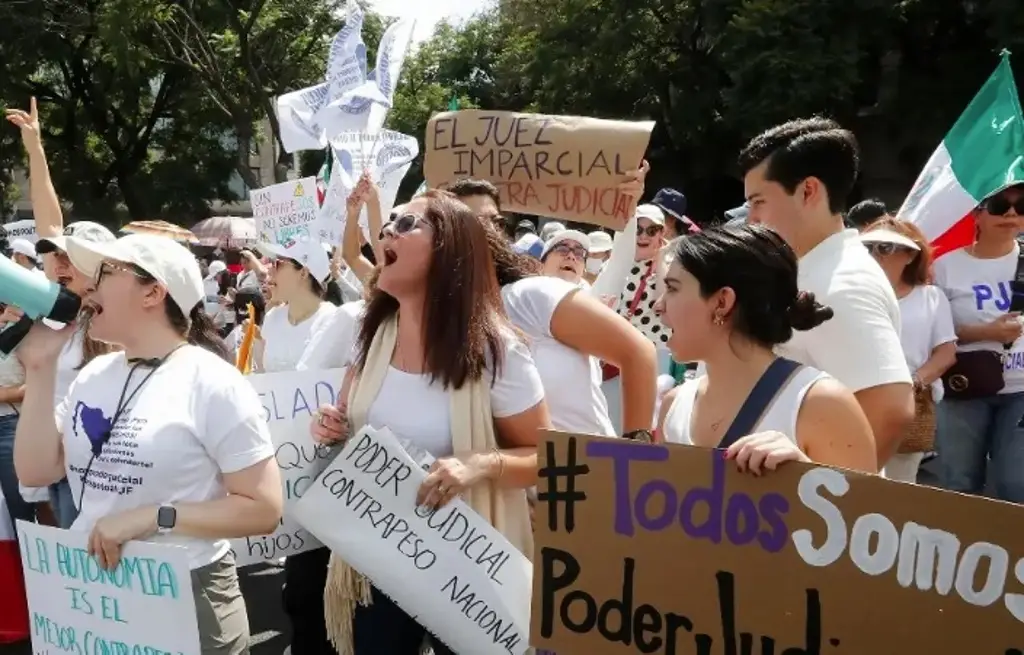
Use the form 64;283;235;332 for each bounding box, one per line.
984;196;1024;217
379;213;424;241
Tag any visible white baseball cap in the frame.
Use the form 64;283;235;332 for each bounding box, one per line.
65;233;205;316
262;237;331;285
587;231;613;253
540;221;567;242
207;260;227;278
10;238;39;262
859;229;921;251
541;230;591;260
36;221;116;255
635;204;665;226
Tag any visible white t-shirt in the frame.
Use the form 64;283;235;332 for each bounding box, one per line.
502;277;614;436
664;365;829;445
297;300;365;371
352;322;545;458
933;245;1024;393
260;302;338;373
236;269;260;290
778;230;911;392
56;346;274;569
54;327;85;408
203;278;228;328
898;285;957;401
0;351;24;417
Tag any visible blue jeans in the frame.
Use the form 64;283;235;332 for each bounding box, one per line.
935;392;1024;502
49;477;78;529
0;413;36;533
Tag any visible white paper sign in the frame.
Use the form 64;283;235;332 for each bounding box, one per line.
277;83;330;153
17;521;200;655
3;219;39;244
314;130;418;245
250;177;318;245
230;369;345;567
293;426;532;655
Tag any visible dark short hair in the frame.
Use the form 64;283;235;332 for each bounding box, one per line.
446;179;502;213
846;198;889;229
738;117;860;215
672;224;834;347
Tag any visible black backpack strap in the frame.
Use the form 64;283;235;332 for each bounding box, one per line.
716;358;803;450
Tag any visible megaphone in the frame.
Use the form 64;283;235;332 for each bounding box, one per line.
0;253;82;355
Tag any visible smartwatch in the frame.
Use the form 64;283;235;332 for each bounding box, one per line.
157;505;177;535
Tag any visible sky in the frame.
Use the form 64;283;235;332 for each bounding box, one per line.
372;0;492;42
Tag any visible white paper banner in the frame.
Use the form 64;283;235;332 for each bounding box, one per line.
365;18;416;134
277;84;330;154
250;177;318;245
327;0;366;103
293;426;532;655
17;521;200;655
314;130;418;245
230;369;345;567
3;219;39;244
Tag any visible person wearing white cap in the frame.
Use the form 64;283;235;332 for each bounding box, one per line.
584;230;613;281
203;259;233;334
859;221;957;482
540;230;592;284
540;221;566;242
253;236;337;373
9;238;40;270
12;233;281;654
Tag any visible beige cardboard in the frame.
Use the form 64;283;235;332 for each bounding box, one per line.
424;110;655;229
531;433;1024;654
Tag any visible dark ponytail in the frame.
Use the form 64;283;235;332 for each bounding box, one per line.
787;291;834;332
164;297;232;362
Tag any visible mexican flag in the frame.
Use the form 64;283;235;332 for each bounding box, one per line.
316;149;333;207
0;499;29;643
899;50;1024;257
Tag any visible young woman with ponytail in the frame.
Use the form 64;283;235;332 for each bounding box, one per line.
12;234;282;655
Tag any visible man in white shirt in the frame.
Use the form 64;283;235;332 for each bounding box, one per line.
738;117;913;467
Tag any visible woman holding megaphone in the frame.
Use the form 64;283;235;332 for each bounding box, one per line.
5;99;119;529
13;233;283;654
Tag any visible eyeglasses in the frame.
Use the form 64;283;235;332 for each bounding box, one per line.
983;196;1024;217
637;225;664;238
96;261;145;285
379;213;424;241
552;243;587;259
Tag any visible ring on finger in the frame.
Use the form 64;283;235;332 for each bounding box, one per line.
438;485;448;496
318;413;327;427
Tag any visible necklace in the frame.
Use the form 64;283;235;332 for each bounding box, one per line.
286;303;319;326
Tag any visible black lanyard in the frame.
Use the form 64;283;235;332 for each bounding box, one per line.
76;343;187;510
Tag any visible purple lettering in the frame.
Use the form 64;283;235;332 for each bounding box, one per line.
973;284;993;310
678;452;726;543
757;494;790;553
633;481;677;531
724;494;759;545
585;440;668;537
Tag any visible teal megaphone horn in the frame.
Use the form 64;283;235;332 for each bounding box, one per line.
0;253;82;354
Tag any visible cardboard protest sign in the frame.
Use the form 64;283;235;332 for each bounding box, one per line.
531;434;1024;655
230;369;344;567
424;110;655;229
18;522;200;655
251;177;318;245
294;426;532;655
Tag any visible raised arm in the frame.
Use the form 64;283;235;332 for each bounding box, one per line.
341;177;375;283
6;98;64;238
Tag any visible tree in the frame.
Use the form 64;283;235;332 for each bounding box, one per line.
0;0;241;224
130;0;349;186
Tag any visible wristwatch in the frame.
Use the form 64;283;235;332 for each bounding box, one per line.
157;505;177;535
622;429;654;443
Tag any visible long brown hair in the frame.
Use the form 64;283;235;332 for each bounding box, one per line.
355;191;507;390
864;217;933;286
481;218;540;286
76;310;118;370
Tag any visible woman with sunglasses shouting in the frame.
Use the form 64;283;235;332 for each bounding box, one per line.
931;184;1024;502
860;220;957;482
311;190;549;654
13;234;282;654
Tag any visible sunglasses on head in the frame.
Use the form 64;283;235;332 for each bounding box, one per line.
552;243;587;259
637;224;664;238
983;196;1024;217
379;213;424;241
864;242;910;257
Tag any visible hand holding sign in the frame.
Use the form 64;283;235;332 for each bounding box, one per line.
418;454;495;509
87;507;156;570
725;431;811;475
312;402;350;446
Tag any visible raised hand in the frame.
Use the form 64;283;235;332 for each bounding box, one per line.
5;97;42;149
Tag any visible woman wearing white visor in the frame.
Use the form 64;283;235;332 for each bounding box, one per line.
13;234;282;654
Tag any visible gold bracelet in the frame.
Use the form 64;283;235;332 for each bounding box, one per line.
491;448;506;480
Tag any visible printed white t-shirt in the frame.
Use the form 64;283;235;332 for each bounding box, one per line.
350;321;546;458
778;230;911;391
54;327;85;408
933;244;1024;394
297;300;365;371
502;276;614;436
56;346;274;569
260;302;338;373
897;285;957;401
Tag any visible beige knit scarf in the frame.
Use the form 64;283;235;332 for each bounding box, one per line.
323;314;534;654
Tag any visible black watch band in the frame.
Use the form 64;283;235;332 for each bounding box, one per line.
157;505;177;534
